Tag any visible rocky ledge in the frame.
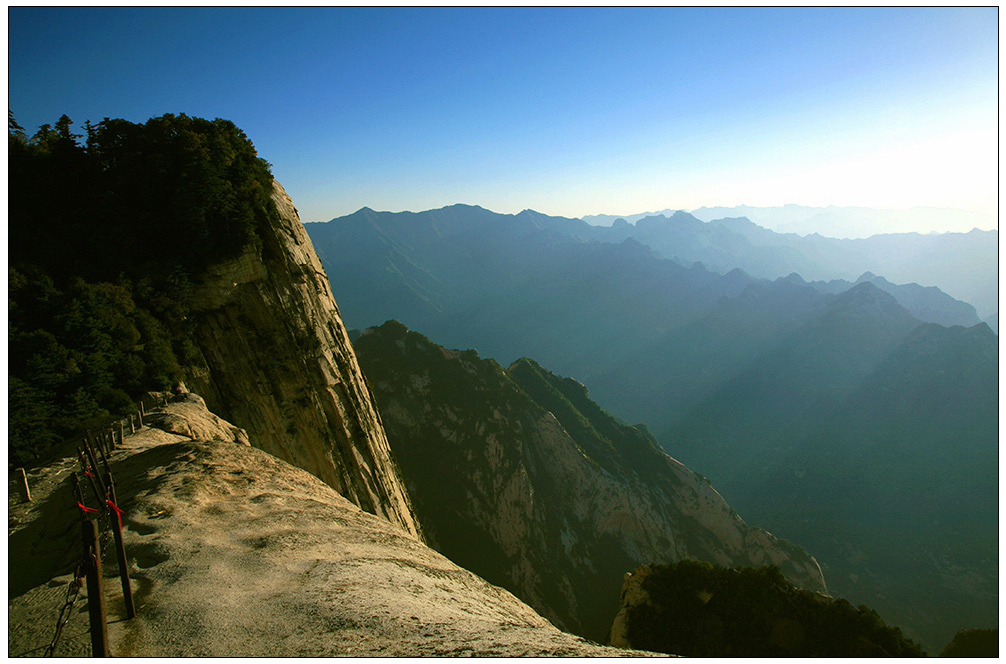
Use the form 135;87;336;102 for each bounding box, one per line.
8;396;657;657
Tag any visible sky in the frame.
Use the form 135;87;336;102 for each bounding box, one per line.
8;7;999;230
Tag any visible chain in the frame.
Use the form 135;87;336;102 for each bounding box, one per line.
50;453;132;657
43;562;86;657
98;509;114;560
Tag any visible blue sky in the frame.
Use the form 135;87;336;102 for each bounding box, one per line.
8;7;998;226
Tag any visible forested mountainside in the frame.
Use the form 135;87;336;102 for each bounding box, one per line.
8;114;420;535
307;203;997;651
611;560;926;657
9;113;276;465
354;320;825;642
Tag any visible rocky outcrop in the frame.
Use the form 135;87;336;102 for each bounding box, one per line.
609;567;655;649
182;181;420;539
354;321;826;643
143;392;250;445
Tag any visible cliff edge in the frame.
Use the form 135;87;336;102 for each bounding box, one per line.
183;180;420;539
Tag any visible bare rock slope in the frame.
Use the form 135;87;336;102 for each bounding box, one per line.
8;397;654;657
183;180;420;539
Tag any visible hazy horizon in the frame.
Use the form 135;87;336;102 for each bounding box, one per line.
310;201;997;240
9;7;998;234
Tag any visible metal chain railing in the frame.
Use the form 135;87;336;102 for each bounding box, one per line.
39;396;155;657
30;393;171;657
43;561;86;657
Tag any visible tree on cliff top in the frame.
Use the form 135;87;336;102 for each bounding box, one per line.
8;113;277;465
10;113;276;281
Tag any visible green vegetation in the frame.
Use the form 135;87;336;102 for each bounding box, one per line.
938;628;998;657
9;112;277;465
625;560;927;657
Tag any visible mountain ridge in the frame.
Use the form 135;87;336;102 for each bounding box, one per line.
354;319;827;642
309;202;994;318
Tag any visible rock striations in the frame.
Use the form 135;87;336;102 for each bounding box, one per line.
182;181;421;539
354;320;827;643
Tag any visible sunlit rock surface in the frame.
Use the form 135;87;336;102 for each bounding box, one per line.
183;181;421;539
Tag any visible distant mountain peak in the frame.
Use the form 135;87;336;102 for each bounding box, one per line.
823;281;917;327
442;203;487;211
839;279;893;301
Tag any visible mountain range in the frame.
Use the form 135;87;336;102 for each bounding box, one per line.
576;210;996;319
306;202;997;651
585;204;997;241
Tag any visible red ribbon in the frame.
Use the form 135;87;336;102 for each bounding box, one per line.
105;499;124;529
76;501;98;514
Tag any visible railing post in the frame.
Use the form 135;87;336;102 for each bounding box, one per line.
129;414;135;435
81;517;110;656
16;468;31;503
78;446;104;508
104;472;135;620
87;430;104;458
81;439;107;498
95;433;111;470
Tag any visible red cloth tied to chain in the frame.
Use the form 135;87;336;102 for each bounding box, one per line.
76;501;98;514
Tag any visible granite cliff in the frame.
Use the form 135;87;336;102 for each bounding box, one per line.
181;181;421;539
354;320;827;642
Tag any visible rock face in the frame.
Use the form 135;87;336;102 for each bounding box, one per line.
183;180;421;539
354;320;827;643
8;397;656;657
